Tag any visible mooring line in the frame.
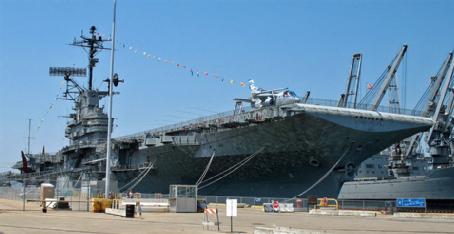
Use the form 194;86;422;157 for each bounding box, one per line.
198;147;265;190
286;142;354;201
195;151;216;186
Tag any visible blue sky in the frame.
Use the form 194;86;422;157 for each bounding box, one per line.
0;0;453;171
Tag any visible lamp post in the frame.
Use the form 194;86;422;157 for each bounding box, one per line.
105;0;117;198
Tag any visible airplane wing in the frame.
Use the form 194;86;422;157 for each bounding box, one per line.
234;98;253;103
256;93;275;97
256;88;288;94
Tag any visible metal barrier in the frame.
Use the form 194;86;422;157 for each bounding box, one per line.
316;197;338;209
338;199;395;211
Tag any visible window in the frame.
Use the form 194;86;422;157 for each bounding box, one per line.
366;164;374;169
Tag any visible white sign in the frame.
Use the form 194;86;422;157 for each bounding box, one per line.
226;199;237;217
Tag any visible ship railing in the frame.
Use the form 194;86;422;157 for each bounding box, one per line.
112;162;154;171
305;98;423;116
116;109;240;140
62;139;109;151
7;167;85;180
117;98;424;140
32;154;62;163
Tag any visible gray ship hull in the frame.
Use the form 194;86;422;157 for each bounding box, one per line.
115;105;432;197
338;167;454;200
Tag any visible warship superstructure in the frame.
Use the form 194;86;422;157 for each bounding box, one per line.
11;27;436;198
338;51;454;208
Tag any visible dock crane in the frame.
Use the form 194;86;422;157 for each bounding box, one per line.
387;51;453;177
405;52;454;158
425;53;454;169
338;54;362;108
359;44;408;111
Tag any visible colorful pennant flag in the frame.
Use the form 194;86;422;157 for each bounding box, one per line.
121;42;249;89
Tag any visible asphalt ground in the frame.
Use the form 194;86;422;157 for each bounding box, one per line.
1;199;454;234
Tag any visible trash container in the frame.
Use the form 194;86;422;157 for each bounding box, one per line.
125;204;135;218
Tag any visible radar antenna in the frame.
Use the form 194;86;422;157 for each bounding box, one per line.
49;67;87;100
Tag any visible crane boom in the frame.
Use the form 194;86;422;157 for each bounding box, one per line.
338;53;362;108
405;52;454;156
427;55;454;142
370;45;408;111
424;52;453;116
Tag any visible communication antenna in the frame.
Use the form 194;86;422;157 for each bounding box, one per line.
71;26;111;90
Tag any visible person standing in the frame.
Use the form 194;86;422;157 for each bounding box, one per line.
136;199;142;217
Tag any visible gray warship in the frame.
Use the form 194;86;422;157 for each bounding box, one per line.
12;27;435;198
338;51;454;209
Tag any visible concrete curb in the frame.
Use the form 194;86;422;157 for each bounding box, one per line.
393;212;454;219
254;226;330;234
309;209;379;217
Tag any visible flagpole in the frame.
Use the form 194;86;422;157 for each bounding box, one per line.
105;0;117;198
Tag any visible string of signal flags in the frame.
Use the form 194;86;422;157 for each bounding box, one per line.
119;41;377;91
118;41;249;88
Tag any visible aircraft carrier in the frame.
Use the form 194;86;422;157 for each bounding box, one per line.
10;27;437;198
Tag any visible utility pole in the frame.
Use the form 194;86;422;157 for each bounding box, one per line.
23;118;31;211
27;118;31;155
105;0;117;198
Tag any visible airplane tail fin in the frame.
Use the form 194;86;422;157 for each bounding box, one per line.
249;79;259;93
21;151;29;173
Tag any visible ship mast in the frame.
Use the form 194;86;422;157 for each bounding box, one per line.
71;26;111;90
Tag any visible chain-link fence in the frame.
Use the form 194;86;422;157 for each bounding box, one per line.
1;187;398;213
197;195;394;212
199;195;295;206
0;186;101;212
0;186;39;201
